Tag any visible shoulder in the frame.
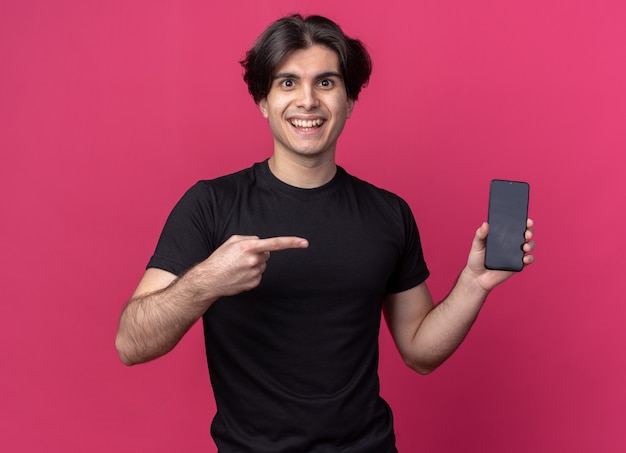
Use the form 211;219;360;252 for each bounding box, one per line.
196;164;258;191
342;168;413;217
342;168;404;201
182;163;261;202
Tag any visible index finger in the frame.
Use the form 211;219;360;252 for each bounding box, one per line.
254;236;309;253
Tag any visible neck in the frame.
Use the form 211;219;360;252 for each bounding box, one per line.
268;154;337;189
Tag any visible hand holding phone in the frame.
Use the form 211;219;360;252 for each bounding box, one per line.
484;180;530;272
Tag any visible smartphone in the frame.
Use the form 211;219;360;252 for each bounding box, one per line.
484;179;530;271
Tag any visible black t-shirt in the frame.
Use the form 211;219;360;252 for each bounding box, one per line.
148;161;429;452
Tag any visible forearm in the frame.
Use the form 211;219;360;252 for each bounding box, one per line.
392;221;535;374
116;235;310;365
115;269;217;366
409;268;490;373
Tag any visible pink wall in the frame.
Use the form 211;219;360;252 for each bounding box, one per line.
1;0;625;451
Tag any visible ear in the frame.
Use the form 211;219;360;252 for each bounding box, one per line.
259;98;269;119
346;98;355;119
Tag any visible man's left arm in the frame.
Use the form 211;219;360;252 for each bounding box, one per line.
383;220;535;375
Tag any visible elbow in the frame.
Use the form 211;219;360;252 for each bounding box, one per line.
414;365;437;376
115;328;172;366
409;363;437;376
404;357;440;376
115;332;140;367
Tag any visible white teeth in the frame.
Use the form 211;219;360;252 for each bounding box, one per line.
290;119;323;128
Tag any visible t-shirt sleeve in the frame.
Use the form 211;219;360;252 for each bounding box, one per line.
147;182;216;276
384;198;430;294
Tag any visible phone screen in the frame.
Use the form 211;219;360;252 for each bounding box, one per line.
485;180;530;271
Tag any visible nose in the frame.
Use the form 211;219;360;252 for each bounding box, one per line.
296;84;319;110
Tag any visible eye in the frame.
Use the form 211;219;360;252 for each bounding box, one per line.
319;79;334;88
280;79;295;88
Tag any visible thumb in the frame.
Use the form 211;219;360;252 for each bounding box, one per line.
472;222;489;251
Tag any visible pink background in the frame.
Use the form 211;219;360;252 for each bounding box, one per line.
1;0;625;451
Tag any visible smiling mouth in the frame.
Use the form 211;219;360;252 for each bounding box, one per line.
289;118;324;132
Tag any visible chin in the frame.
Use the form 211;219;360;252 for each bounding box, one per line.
293;148;333;159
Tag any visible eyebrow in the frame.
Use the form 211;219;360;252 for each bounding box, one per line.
272;71;343;80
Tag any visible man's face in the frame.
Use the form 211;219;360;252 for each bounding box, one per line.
259;45;354;161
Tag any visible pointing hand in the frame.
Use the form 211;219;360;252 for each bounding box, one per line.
191;235;309;298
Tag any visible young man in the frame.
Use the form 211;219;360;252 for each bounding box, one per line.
116;14;535;452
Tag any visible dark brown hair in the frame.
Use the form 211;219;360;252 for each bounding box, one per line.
241;14;372;103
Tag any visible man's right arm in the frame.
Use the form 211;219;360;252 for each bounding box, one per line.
115;235;309;366
115;267;214;366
